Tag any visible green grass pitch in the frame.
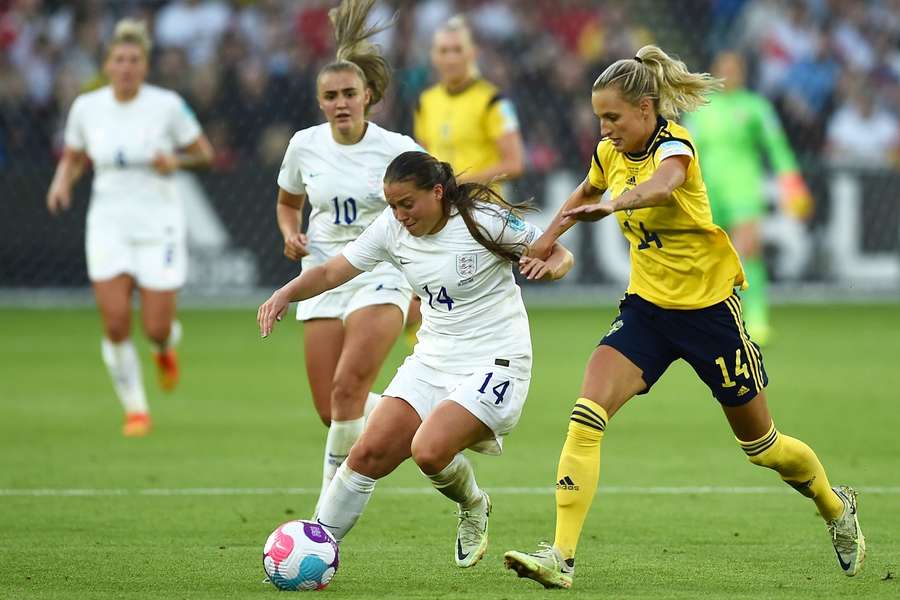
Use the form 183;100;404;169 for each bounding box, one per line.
1;303;897;599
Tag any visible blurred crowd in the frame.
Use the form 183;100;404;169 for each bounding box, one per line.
1;0;898;172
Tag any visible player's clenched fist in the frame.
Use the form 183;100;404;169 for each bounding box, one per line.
46;184;72;215
283;233;309;261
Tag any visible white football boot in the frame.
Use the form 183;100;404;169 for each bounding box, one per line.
827;485;865;576
504;543;574;589
455;492;491;568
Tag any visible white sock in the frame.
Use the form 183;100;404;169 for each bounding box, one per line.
100;338;148;415
317;417;365;511
157;319;182;352
364;392;381;419
423;453;483;511
315;462;376;541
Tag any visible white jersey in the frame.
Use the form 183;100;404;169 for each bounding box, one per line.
276;122;420;267
64;84;202;236
342;205;541;378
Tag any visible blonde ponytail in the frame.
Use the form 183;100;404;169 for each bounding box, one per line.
593;45;722;119
321;0;394;109
108;18;151;57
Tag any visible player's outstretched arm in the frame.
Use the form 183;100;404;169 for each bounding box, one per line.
531;178;604;260
609;155;688;212
257;255;363;337
519;242;574;281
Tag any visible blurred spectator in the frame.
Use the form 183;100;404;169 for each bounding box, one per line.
155;0;231;66
778;30;840;151
745;0;819;95
218;57;277;156
0;54;49;163
831;0;876;72
154;46;191;99
0;0;896;182
826;85;900;167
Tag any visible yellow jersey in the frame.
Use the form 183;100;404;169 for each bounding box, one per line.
587;116;746;309
414;78;519;178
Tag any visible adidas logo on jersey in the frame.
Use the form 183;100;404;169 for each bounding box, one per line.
557;476;579;491
736;385;750;397
626;175;637;186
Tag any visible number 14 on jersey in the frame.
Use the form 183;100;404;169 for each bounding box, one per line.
423;284;454;311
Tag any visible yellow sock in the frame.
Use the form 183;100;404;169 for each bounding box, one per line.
553;398;607;561
738;423;844;521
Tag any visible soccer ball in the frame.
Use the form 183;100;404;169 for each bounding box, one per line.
262;520;339;591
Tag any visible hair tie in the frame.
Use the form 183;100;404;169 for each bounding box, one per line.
633;56;643;64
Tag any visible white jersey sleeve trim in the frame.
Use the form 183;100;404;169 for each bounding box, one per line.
656;140;693;162
475;205;542;251
497;98;520;134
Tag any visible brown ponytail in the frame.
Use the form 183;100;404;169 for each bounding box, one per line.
319;0;394;111
385;152;533;263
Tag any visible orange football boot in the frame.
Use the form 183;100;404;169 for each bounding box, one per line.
123;413;152;437
153;349;180;392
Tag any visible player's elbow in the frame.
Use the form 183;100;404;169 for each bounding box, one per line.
197;138;215;167
553;246;575;279
549;245;575;281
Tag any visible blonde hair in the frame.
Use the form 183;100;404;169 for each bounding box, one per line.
108;18;152;57
320;0;394;109
433;14;479;79
436;14;474;46
592;45;722;119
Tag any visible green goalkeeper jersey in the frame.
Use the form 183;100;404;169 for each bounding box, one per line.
685;90;798;212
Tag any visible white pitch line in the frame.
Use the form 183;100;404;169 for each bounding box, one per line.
1;486;899;498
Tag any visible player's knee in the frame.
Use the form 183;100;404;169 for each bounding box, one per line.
346;436;391;479
142;320;170;345
103;318;131;342
330;373;367;416
409;437;451;475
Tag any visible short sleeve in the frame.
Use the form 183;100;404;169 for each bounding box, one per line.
485;95;520;140
587;146;607;190
63;96;86;151
341;209;393;271
478;207;542;250
169;93;203;147
395;133;424;155
655;140;694;163
276;134;306;195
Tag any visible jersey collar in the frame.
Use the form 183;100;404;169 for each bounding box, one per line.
442;77;480;96
625;115;668;161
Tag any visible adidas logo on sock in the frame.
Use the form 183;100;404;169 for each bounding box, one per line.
556;475;580;491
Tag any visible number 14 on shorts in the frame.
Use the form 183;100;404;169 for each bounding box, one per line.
478;372;510;405
715;348;750;388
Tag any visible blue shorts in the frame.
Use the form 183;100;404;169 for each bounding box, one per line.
599;293;768;406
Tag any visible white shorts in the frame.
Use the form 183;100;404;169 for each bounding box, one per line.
383;355;530;455
297;263;412;322
85;215;186;290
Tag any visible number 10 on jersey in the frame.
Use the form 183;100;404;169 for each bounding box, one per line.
331;196;357;225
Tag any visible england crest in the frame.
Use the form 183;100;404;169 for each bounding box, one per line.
456;253;477;278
